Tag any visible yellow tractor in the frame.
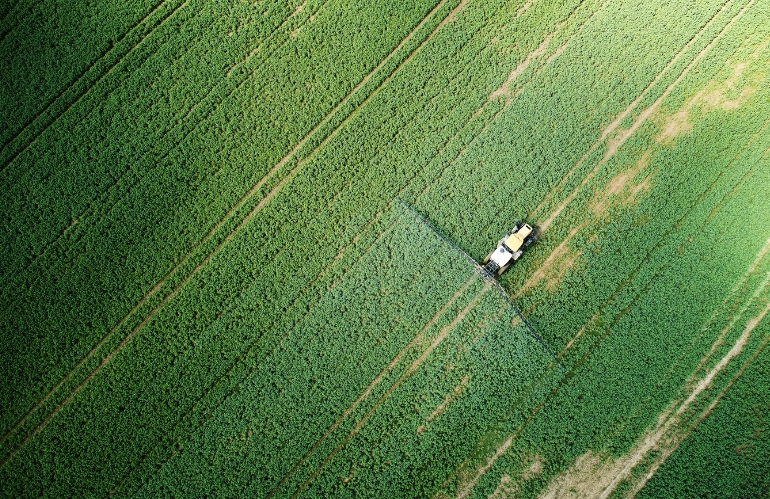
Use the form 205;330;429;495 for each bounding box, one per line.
483;222;537;276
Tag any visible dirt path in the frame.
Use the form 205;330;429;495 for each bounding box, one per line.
536;278;770;499
528;0;746;230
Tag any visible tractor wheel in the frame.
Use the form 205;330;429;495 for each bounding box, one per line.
483;250;494;264
497;262;511;275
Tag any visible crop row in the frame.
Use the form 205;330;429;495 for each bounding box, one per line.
435;22;770;496
2;0;769;495
0;0;449;440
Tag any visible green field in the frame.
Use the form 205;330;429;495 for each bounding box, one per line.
2;0;770;497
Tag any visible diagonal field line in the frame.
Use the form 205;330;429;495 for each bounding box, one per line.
113;216;402;497
266;275;477;498
3;1;316;297
0;0;188;175
416;0;612;203
536;116;770;450
518;0;757;299
627;304;770;496
452;1;767;493
596;286;770;499
285;283;490;499
255;17;605;487
527;0;737;225
0;0;462;467
319;0;601;286
444;73;767;499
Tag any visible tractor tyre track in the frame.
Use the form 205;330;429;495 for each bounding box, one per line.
528;0;742;228
110;217;400;498
267;276;477;498
3;2;313;297
520;0;759;303
439;113;767;495
0;0;188;175
418;0;607;201
0;0;463;467
286;283;490;499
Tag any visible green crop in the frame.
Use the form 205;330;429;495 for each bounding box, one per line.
1;0;769;496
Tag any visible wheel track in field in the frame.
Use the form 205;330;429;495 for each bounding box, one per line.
526;0;735;225
0;0;300;428
125;0;487;488
421;0;615;199
626;307;770;497
414;0;609;201
616;125;770;421
224;0;308;78
0;0;188;175
284;283;491;499
2;2;309;297
9;0;453;459
0;0;463;467
439;103;769;497
319;0;600;284
517;0;756;300
253;15;600;486
604;233;770;445
450;262;667;498
541;109;769;392
592;287;770;499
266;276;478;498
110;216;401;497
534;286;770;499
532;0;747;233
519;108;770;305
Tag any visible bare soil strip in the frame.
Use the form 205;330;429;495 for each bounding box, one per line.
628;323;770;497
1;0;460;465
521;0;758;304
536;279;770;499
489;29;556;100
449;140;764;496
488;133;766;496
528;0;742;226
599;301;770;499
288;284;490;499
455;436;515;499
418;375;471;434
0;0;188;174
603;234;770;443
422;8;591;198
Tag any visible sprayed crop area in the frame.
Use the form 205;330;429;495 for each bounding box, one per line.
1;0;769;497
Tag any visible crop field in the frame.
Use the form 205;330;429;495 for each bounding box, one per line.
2;0;770;497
